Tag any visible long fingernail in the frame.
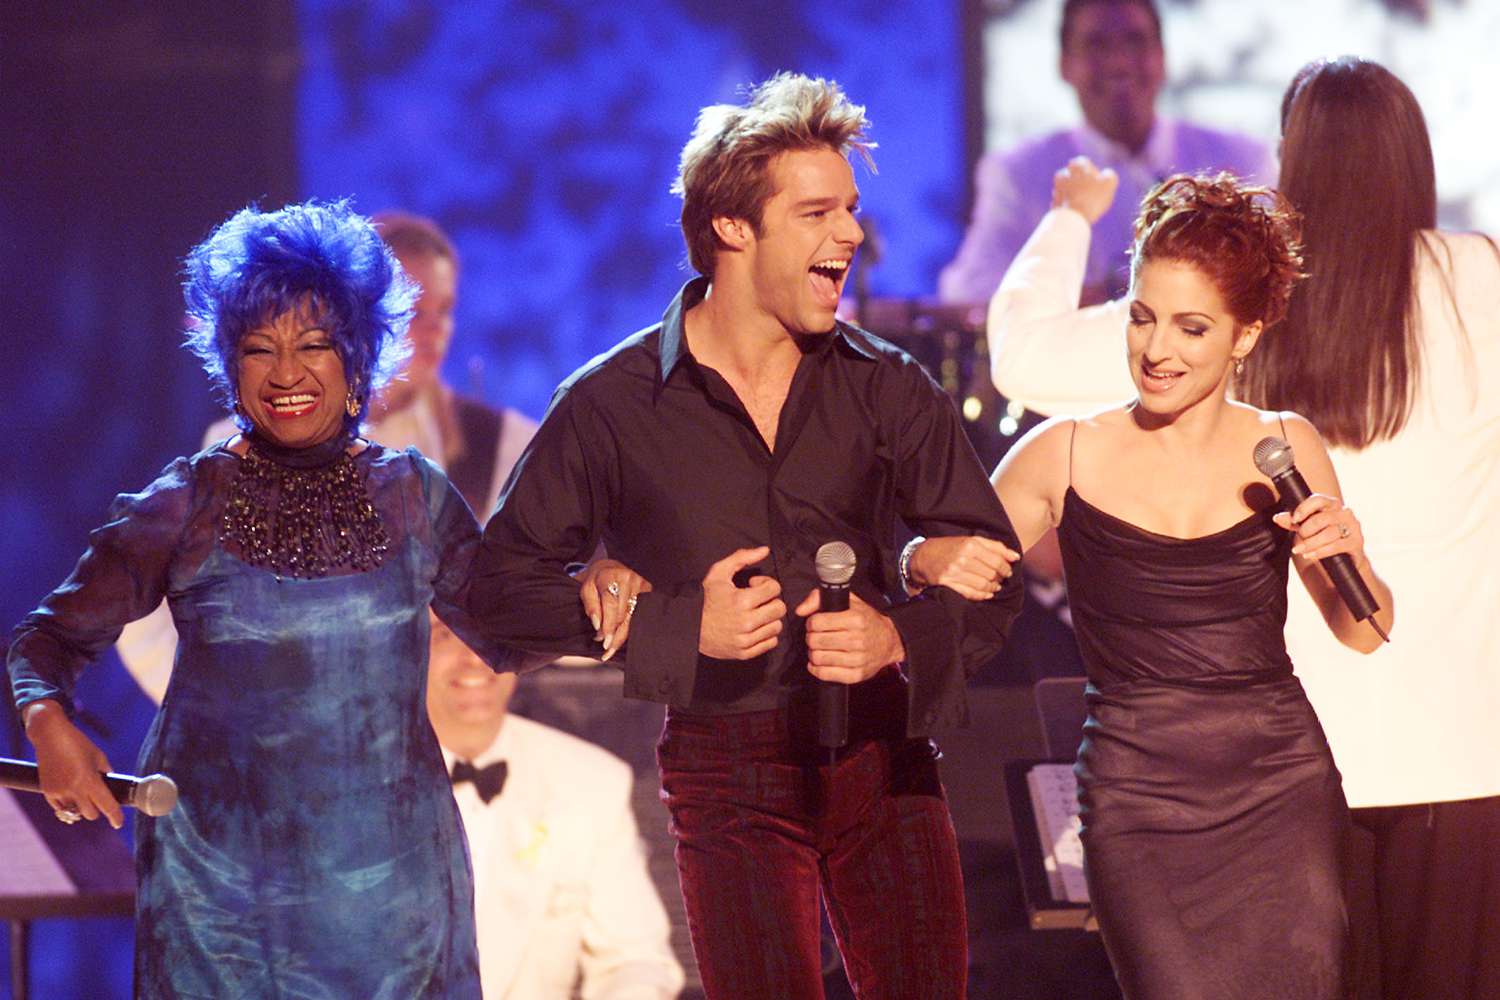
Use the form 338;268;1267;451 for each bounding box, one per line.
590;613;600;631
602;634;613;651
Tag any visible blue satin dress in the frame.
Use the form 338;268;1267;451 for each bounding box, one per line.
9;441;505;999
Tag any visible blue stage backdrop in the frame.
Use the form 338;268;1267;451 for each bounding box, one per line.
296;0;967;420
0;4;965;996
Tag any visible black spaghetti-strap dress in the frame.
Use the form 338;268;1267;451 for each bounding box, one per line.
1059;484;1349;1000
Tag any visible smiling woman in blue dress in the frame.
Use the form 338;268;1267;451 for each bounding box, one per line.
7;200;514;998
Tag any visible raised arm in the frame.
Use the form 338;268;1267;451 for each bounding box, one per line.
988;158;1135;416
1274;414;1395;653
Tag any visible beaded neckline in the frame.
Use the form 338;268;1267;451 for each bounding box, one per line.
219;433;390;578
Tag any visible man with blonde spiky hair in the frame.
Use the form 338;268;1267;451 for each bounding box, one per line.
470;73;1024;997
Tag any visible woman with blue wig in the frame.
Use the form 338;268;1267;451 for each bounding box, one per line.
8;199;508;997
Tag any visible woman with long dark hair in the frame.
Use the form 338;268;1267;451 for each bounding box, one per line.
1238;58;1500;1000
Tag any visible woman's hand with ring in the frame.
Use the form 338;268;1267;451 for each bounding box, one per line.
907;535;1020;601
576;558;653;661
23;700;124;829
1273;493;1366;567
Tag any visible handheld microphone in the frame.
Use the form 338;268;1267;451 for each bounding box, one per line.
0;757;180;817
1252;437;1382;626
814;541;857;750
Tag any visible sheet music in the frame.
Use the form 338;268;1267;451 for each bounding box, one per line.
0;787;77;897
1026;763;1089;904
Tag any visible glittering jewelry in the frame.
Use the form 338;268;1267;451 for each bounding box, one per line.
626;594;639;617
1234;357;1246;376
606;580;621;598
220;433;390;578
55;808;82;824
345;390;361;418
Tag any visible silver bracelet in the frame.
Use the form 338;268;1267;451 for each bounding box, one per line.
898;535;926;595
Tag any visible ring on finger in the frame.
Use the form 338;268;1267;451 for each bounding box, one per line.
626;594;638;617
55;807;82;825
606;581;621;598
1338;523;1351;539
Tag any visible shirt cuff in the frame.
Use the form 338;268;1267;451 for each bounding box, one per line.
621;584;704;708
885;595;968;737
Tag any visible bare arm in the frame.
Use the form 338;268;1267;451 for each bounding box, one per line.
908;418;1072;590
987;211;1134;416
1275;414;1395;653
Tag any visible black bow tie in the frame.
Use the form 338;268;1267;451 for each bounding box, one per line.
450;759;508;804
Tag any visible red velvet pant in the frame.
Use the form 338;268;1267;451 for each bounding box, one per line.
657;704;968;999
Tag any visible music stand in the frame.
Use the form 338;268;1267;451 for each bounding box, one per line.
0;786;134;1000
1003;759;1097;931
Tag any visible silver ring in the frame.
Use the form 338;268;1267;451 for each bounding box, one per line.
1339;524;1351;539
626;594;639;616
55;808;82;825
606;581;621;598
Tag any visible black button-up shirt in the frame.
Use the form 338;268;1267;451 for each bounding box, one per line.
469;279;1024;735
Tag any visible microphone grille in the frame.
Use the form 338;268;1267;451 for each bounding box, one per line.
1252;436;1295;478
814;541;857;586
134;773;179;817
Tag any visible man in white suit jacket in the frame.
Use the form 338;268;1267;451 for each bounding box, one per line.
428;614;684;1000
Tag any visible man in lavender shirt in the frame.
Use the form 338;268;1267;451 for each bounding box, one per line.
939;0;1272;306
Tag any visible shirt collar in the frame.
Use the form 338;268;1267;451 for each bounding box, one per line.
439;722;509;772
656;277;705;384
657;276;878;386
1077;116;1176;173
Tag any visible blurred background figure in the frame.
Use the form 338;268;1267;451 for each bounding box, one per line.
365;212;537;520
116;211;537;702
938;0;1272;306
988;56;1500;1000
427;612;684;1000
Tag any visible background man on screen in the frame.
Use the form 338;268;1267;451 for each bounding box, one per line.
938;0;1272;305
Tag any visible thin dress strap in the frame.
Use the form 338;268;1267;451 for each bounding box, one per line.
1277;411;1288;442
1069;419;1078;487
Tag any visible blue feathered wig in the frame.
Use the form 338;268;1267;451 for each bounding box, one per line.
182;199;416;434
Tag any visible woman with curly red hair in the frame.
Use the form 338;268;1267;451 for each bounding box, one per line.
912;173;1393;998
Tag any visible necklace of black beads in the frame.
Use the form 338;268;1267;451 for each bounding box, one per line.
219;430;391;578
